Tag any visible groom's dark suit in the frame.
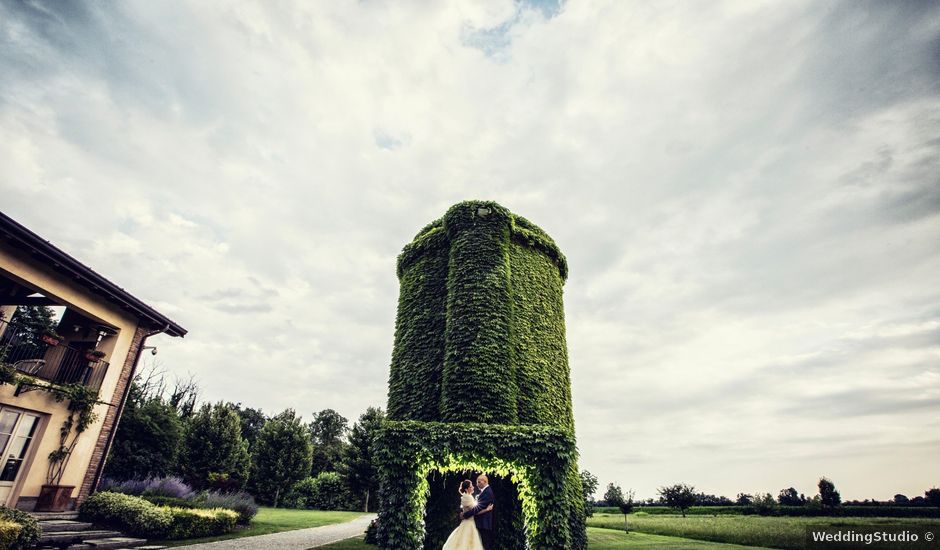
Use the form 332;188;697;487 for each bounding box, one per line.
462;484;494;550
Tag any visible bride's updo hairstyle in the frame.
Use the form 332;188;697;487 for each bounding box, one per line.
459;480;473;494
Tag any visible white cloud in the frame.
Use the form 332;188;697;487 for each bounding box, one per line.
1;0;938;500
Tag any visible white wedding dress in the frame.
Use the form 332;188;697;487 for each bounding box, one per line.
441;493;485;550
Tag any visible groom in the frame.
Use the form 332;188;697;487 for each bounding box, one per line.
461;474;495;550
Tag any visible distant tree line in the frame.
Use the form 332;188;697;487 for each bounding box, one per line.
582;472;940;517
103;366;384;511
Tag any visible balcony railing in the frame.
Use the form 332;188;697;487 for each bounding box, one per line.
0;318;109;392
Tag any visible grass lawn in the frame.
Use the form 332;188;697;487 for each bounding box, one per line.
315;537;374;549
315;527;772;549
589;513;940;549
160;507;364;546
587;527;772;549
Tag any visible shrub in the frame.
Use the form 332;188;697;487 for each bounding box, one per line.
142;495;194;509
191;491;258;524
0;519;21;549
289;472;356;510
79;492;240;539
166;508;238;539
79;492;172;538
0;505;41;549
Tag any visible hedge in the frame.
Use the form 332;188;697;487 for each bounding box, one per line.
79;491;238;539
0;506;41;549
80;492;172;538
595;506;748;515
166;507;238;539
381;201;586;550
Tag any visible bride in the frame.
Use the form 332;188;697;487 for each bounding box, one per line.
442;480;493;550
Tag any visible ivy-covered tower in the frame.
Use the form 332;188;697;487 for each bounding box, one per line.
376;201;587;550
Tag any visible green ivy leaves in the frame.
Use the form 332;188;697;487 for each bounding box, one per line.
381;201;587;549
374;422;580;549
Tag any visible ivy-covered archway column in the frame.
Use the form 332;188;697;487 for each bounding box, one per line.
381;201;587;549
375;421;578;550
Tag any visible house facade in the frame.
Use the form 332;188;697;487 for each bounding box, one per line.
0;211;186;511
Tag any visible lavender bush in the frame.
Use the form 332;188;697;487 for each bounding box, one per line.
99;477;150;495
99;476;194;499
144;477;195;499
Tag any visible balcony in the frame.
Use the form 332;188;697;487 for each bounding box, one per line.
0;318;109;393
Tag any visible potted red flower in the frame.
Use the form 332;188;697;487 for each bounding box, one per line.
40;331;62;346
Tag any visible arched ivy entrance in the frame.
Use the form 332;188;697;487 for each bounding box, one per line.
421;459;530;549
375;421;582;550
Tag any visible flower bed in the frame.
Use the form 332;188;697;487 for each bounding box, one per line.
100;476;258;524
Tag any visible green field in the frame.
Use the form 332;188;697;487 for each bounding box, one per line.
585;527;771;549
161;507;364;546
589;513;940;549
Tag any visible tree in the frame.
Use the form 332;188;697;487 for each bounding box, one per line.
893;494;909;505
618;489;635;526
180;402;251;490
342;407;385;512
736;493;753;506
579;470;599;517
168;375;200;419
6;305;58;349
778;487;803;506
696;493;734;506
750;492;778;515
252;409;312;507
132;361;200;420
604;483;625;507
926;488;940;508
818;477;841;510
232;403;267;450
658;483;696;517
308;409;348;475
103;381;183;480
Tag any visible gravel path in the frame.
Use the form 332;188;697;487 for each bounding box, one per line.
176;514;376;550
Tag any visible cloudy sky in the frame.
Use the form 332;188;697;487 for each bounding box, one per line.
2;0;939;501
